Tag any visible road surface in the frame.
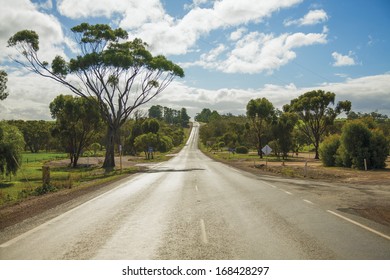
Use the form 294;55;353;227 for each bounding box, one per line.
1;122;389;259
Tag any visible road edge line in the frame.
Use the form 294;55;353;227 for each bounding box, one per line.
327;210;390;241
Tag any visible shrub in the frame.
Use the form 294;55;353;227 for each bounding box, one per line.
34;184;57;196
236;146;249;154
368;129;389;169
319;134;340;166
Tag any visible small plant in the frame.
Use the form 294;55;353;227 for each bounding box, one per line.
236;146;249;154
34;184;57;196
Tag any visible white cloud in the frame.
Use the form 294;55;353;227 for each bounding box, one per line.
230;27;247;41
332;51;357;67
54;0;305;56
150;74;390;117
284;9;328;26
0;0;69;64
185;31;327;74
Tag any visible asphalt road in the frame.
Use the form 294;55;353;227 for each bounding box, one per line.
0;122;389;259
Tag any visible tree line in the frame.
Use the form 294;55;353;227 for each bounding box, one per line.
198;90;390;170
1;96;190;175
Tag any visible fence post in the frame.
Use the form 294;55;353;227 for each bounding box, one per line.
42;166;50;186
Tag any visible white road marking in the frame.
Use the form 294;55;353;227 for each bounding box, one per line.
327;210;390;241
303;199;314;205
284;190;293;195
261;181;277;189
200;219;208;244
195;185;198;192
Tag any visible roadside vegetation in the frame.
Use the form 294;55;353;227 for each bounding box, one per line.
197;90;390;179
0;104;191;206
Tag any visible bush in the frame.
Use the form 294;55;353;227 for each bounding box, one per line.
368;129;389;169
34;184;57;196
341;121;371;169
319;134;340;166
236;146;249;154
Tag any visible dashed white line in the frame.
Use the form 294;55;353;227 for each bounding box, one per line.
327;210;390;241
200;219;208;244
303;199;314;205
284;190;293;195
195;185;198;192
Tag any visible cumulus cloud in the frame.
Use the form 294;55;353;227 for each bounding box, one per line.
185;31;327;74
284;9;328;26
150;74;390;117
0;0;69;64
53;0;305;56
332;51;357;66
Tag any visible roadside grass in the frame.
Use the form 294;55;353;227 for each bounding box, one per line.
0;126;192;206
0;152;136;206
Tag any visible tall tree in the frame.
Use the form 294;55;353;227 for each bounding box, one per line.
8;23;184;169
285;90;351;159
0;70;9;101
272;111;298;159
0;122;25;176
50;95;104;167
246;98;275;158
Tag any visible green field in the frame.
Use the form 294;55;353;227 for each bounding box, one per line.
0;152;135;205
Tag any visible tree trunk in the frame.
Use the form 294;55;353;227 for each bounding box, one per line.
103;125;116;169
314;138;320;159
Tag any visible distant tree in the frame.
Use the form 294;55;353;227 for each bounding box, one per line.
22;121;52;153
142;118;160;134
180;108;191;127
8;23;184;169
50;95;104;167
285;90;351;159
272;111;298;159
0;122;25;176
246;98;275;158
195;108;212;123
148;105;163;120
0;70;9;101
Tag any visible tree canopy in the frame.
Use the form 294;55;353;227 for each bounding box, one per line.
285;90;351;159
8;23;184;169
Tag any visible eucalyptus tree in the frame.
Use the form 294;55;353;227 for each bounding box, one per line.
8;23;184;169
284;90;351;159
246;98;275;158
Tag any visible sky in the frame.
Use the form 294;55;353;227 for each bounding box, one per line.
0;0;389;120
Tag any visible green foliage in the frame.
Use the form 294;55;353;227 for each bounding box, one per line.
0;70;9;101
236;146;249;154
0;122;25;176
368;129;389;169
340;121;371;169
9;120;52;153
286;89;351;159
50;95;104;167
321;120;389;169
319;134;341;167
8;23;184;169
7;30;40;51
195;108;220;123
34;184;57;196
246;98;275;157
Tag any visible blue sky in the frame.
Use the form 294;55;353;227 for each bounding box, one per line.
1;0;389;119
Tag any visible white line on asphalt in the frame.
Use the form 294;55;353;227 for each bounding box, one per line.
195;185;198;192
303;199;314;205
200;219;208;244
260;181;277;189
284;190;293;195
327;210;390;241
